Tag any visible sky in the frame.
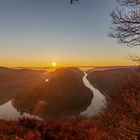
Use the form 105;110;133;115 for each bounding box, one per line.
0;0;139;67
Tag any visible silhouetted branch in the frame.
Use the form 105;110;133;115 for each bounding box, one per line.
128;54;140;63
109;0;140;47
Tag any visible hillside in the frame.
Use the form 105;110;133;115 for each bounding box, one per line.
98;69;140;139
13;67;93;119
87;67;138;95
0;67;47;105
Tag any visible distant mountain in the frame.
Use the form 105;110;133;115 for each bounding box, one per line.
13;67;93;119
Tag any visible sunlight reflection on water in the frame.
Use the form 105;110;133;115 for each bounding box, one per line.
45;79;49;83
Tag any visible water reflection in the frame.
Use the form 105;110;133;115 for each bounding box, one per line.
45;79;49;83
0;100;41;120
81;72;106;117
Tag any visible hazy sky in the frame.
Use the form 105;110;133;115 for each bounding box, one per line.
0;0;139;67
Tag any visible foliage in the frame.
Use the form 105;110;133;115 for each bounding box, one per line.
0;118;108;140
98;69;140;139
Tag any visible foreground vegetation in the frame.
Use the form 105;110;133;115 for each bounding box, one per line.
98;69;140;139
0;118;109;140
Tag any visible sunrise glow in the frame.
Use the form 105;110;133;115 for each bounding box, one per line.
0;0;139;67
52;62;57;67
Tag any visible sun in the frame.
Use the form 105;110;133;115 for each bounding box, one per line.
52;62;56;67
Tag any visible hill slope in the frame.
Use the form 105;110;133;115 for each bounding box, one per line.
0;67;47;105
13;67;93;119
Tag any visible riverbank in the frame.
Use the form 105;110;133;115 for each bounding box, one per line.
87;67;138;95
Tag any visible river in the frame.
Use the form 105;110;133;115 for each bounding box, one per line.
0;72;106;120
81;72;106;117
0;101;41;120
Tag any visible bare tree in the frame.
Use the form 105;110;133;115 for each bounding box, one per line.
128;54;140;65
109;0;140;47
109;0;140;65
